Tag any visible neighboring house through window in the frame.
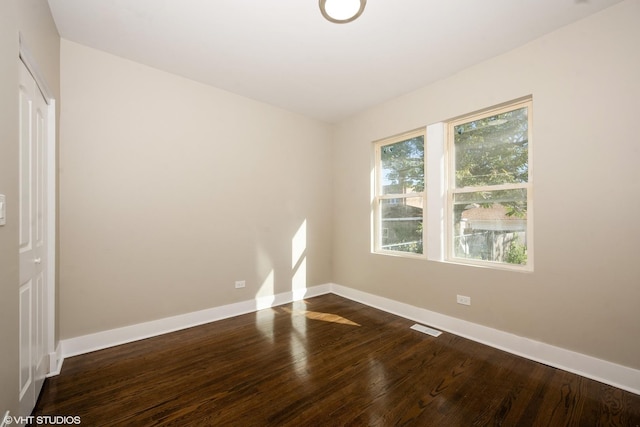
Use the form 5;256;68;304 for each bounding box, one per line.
447;98;532;269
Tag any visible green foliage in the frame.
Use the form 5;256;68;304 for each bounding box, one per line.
381;203;423;254
452;106;530;266
381;136;424;193
378;135;425;255
505;237;527;265
454;107;529;189
505;202;527;218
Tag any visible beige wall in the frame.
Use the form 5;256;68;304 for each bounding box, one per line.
0;0;20;416
4;4;636;415
0;0;59;417
58;40;333;339
332;0;640;369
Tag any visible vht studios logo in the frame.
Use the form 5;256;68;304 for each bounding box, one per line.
4;415;81;425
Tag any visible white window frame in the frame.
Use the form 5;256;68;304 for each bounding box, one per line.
445;98;533;271
372;129;426;258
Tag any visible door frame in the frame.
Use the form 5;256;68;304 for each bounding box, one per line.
18;33;58;375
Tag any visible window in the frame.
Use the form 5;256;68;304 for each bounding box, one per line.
447;99;532;269
373;98;532;270
373;130;425;257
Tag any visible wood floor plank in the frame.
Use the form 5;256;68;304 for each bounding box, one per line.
33;294;640;426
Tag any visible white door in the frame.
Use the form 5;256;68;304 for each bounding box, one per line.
18;59;48;417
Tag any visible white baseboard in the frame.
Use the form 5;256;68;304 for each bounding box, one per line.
55;282;639;396
330;283;640;396
47;343;63;377
60;284;331;361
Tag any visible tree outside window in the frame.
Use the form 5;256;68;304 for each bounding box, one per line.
374;131;425;256
449;100;532;267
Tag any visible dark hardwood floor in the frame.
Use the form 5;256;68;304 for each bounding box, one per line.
33;294;640;426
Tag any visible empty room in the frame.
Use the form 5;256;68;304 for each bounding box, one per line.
1;0;639;425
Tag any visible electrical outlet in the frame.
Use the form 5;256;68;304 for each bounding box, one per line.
456;294;471;306
234;280;246;289
0;194;6;226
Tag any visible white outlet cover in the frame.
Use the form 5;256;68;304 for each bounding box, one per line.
0;194;6;226
456;295;471;305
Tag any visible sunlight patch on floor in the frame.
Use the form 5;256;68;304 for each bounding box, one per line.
280;307;360;326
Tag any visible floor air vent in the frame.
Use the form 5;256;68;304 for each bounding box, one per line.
410;323;442;337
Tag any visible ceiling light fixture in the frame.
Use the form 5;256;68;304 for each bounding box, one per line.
319;0;367;24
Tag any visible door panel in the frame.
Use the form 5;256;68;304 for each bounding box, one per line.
33;73;47;395
18;59;48;417
19;282;32;401
36;107;44;248
18;86;32;260
35;269;46;390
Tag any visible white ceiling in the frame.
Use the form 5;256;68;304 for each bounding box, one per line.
47;0;623;123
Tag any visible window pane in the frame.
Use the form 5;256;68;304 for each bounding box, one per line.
452;189;527;265
381;136;424;195
380;197;423;254
454;107;528;188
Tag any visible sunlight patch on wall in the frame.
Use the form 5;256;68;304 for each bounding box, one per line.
291;219;307;300
292;258;307;300
370;165;376;252
292;220;307;269
255;269;275;310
